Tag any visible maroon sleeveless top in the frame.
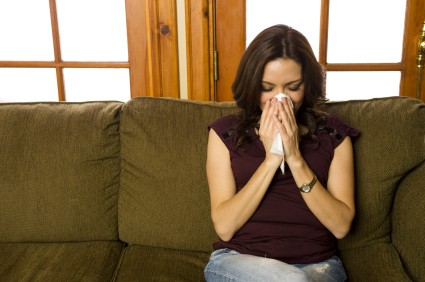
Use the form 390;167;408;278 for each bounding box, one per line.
209;113;359;264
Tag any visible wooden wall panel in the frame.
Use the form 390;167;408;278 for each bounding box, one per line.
157;0;180;98
126;0;215;101
126;0;179;98
400;0;425;100
215;0;245;102
185;0;213;101
125;0;149;98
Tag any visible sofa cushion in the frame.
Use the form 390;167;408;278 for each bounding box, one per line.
339;243;411;281
0;241;124;281
114;245;209;281
320;97;425;250
0;102;122;242
119;97;238;252
392;161;425;281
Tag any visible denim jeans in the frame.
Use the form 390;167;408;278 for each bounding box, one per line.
204;248;347;282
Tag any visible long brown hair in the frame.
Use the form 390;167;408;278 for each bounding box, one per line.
232;24;327;148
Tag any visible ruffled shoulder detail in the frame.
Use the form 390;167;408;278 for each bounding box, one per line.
318;114;360;148
208;114;239;150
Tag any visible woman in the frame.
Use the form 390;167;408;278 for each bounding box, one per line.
204;24;359;282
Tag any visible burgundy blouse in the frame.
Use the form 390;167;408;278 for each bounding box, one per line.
208;113;359;264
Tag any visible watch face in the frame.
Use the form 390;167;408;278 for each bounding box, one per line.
299;175;317;193
301;184;311;193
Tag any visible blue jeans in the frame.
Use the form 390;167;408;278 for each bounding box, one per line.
204;249;347;282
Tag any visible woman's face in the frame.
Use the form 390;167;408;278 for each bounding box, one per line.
259;58;304;112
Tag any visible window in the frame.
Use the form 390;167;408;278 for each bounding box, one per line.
0;0;130;103
246;0;407;101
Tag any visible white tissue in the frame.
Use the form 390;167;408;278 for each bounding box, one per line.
274;93;294;108
270;132;284;155
270;93;293;174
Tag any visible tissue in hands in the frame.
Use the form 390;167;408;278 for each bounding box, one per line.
274;93;294;108
270;93;293;174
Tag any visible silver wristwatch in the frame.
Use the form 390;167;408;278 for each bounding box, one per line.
299;175;317;193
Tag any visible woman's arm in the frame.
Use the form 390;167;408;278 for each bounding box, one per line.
206;100;282;242
287;137;356;239
275;100;355;239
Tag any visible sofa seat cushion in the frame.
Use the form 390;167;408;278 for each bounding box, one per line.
339;243;412;281
114;244;209;282
0;241;124;282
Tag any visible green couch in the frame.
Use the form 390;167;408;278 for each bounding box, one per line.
0;96;424;282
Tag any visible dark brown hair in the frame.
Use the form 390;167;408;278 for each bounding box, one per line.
232;24;327;147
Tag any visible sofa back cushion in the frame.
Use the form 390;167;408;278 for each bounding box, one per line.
320;97;425;250
119;96;424;255
119;97;238;252
0;102;122;242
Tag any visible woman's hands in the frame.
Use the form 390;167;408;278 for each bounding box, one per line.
259;99;279;152
275;97;302;165
260;98;301;167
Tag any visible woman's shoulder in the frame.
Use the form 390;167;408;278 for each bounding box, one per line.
208;114;240;150
208;114;239;135
317;112;360;146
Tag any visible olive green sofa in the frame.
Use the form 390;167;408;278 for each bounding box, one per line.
0;96;424;281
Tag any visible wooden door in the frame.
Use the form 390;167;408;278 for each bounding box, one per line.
125;0;180;99
214;0;425;102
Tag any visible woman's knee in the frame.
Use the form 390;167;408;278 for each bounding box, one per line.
301;256;347;282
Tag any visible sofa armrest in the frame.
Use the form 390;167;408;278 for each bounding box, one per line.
392;161;425;282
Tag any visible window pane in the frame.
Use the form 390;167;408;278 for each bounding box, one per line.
0;0;54;60
0;68;58;102
325;71;400;101
64;69;130;102
246;0;321;58
328;0;405;63
56;0;128;61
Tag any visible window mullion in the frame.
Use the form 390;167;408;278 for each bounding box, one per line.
49;0;66;101
319;0;330;67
